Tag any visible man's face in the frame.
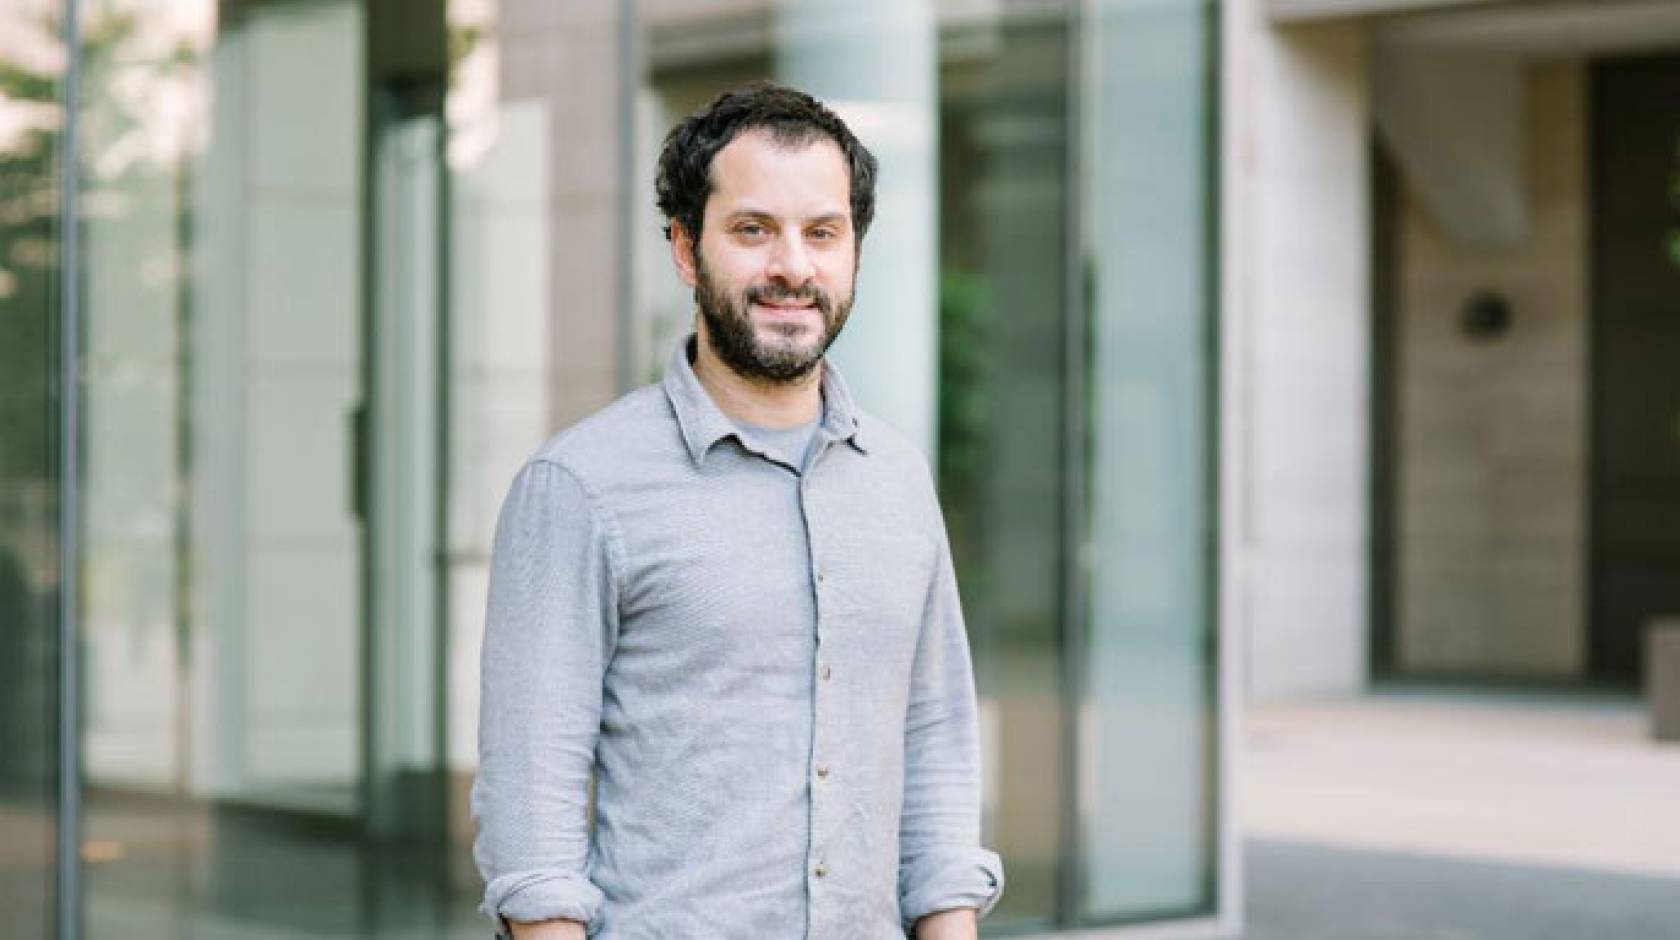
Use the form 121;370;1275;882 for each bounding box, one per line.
674;129;858;383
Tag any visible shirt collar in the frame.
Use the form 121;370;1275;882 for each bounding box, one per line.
663;333;868;468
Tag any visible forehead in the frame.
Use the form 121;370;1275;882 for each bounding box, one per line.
706;129;851;219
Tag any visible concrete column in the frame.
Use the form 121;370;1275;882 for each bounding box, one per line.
1225;8;1372;700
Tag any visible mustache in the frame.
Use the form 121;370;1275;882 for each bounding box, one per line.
744;283;832;314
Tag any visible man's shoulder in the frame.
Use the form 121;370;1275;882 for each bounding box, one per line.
851;407;920;458
527;383;675;482
851;408;938;494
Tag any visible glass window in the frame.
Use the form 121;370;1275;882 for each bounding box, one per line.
74;0;466;934
40;0;1224;933
934;6;1074;928
630;1;1223;931
0;2;65;936
1081;0;1221;921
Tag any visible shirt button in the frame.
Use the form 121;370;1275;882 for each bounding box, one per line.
819;663;832;681
815;763;830;779
813;863;828;878
816;569;826;584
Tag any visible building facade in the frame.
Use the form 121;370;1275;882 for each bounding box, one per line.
13;0;1676;936
1229;0;1680;699
1;1;1227;938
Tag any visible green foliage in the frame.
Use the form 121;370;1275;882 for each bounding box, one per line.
936;267;992;602
0;9;153;483
937;269;991;512
0;13;64;484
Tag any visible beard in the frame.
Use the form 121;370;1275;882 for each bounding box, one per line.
694;249;853;384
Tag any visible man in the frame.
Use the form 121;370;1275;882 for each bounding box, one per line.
473;82;1003;940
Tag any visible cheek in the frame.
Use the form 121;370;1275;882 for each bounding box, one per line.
821;263;855;298
707;249;769;290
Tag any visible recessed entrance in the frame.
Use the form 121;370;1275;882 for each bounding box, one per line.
1371;2;1680;688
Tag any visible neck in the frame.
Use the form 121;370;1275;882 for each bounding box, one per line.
692;321;823;430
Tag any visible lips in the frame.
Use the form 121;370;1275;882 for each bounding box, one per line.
751;300;817;315
745;284;827;316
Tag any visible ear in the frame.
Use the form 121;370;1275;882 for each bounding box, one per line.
670;221;699;289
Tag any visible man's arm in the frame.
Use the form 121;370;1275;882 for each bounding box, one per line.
897;524;1005;930
914;907;978;939
474;459;621;937
508;920;587;940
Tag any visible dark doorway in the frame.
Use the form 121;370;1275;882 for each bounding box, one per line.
1369;139;1402;680
1590;53;1680;684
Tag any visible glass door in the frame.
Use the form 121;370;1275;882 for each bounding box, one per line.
76;0;369;932
72;0;457;935
363;2;450;843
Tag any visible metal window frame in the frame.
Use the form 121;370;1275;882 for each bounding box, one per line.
57;0;84;936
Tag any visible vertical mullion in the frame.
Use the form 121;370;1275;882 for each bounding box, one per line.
57;0;84;936
1060;0;1094;926
615;0;640;393
357;52;381;839
1205;0;1234;928
433;66;454;856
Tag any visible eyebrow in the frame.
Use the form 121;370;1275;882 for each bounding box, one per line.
723;209;850;228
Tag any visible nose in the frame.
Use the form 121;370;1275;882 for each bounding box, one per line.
765;231;815;287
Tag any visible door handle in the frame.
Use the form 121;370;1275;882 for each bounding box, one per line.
349;401;368;523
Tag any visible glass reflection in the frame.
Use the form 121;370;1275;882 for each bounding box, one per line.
73;0;471;935
936;7;1072;928
1082;0;1219;921
0;3;64;937
26;0;1225;933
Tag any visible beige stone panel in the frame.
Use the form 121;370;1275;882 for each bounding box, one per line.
494;2;627;432
546;197;622;431
1394;59;1588;679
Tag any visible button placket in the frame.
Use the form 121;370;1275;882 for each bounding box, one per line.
802;477;834;896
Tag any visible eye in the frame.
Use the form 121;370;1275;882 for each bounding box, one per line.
809;227;838;241
734;221;768;237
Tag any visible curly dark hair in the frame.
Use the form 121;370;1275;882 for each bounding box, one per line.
655;81;878;248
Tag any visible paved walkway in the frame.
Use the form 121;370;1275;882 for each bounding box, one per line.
1243;837;1680;940
1241;689;1680;939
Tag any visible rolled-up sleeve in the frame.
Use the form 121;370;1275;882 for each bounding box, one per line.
898;526;1005;928
473;459;622;936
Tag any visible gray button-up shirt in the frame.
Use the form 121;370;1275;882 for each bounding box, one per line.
473;335;1004;938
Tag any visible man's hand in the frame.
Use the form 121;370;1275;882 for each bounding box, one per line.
914;908;978;940
508;918;586;940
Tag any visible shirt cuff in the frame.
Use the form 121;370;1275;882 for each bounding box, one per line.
899;846;1006;928
482;870;604;938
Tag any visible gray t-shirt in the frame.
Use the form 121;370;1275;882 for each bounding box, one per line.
734;408;823;474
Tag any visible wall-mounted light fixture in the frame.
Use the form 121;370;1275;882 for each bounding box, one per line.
1461;290;1512;341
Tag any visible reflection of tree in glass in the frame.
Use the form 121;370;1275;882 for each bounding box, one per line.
0;10;66;486
0;541;51;794
0;6;66;802
3;5;193;481
937;268;992;602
